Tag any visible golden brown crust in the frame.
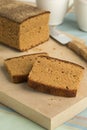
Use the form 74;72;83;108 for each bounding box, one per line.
11;75;28;83
28;79;77;97
0;2;50;23
4;52;48;61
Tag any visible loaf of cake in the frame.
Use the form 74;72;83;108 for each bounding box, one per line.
0;2;50;51
4;52;48;83
28;56;84;97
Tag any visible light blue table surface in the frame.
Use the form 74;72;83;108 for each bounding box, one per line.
0;13;87;130
0;104;87;130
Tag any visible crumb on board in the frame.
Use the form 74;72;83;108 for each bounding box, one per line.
48;103;51;106
53;48;56;50
33;48;42;51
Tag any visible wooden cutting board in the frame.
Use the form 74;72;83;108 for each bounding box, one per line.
0;36;87;130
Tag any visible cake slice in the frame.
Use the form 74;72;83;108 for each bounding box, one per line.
4;52;48;83
28;56;84;97
0;2;50;51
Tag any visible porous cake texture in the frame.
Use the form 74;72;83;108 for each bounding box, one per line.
28;56;84;97
4;53;48;83
0;2;50;51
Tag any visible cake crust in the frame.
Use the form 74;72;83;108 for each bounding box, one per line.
29;79;77;97
0;2;50;23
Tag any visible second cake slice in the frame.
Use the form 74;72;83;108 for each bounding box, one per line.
28;56;84;97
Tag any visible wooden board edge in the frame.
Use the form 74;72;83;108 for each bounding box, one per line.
0;91;51;130
50;97;87;130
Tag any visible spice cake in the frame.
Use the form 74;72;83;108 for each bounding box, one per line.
28;56;84;97
4;52;48;83
0;2;50;51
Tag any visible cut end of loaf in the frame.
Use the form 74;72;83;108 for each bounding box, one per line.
28;56;84;97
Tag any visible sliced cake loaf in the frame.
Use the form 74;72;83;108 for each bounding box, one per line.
4;53;48;83
0;2;50;51
28;56;84;97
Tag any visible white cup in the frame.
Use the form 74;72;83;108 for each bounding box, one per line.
36;0;73;25
74;0;87;32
